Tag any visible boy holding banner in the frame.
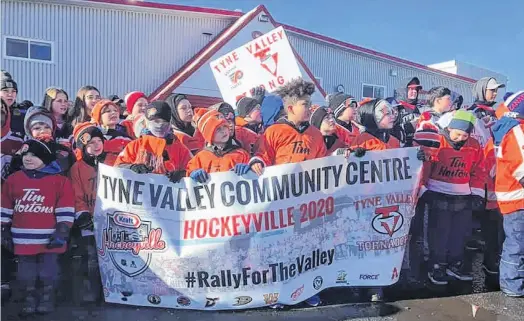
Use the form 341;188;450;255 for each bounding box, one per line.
309;105;348;155
249;78;327;176
186;109;251;183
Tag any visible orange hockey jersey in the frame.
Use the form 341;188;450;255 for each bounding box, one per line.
335;122;359;146
173;129;205;156
351;132;400;151
187;144;250;174
495;123;524;214
252;119;327;167
114;134;192;174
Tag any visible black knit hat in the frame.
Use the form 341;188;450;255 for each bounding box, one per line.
310;106;330;129
73;123;105;151
1;70;12;80
146;101;171;122
236;97;259;117
327;93;354;118
20;139;57;165
1;78;17;92
407;77;422;89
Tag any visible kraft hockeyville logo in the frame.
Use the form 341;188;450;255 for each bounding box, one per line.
372;205;404;237
360;274;379;280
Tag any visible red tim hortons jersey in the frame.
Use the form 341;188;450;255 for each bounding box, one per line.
1;171;74;255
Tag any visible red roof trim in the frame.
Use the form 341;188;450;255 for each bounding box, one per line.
280;23;476;83
86;0;242;17
148;6;264;101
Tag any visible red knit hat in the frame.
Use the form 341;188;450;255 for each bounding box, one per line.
91;99;117;125
197;110;228;143
125;91;146;114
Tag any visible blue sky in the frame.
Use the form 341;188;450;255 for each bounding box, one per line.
156;0;523;91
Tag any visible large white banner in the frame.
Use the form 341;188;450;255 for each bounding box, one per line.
94;148;423;310
210;26;302;107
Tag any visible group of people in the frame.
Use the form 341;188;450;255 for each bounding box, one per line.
1;68;523;315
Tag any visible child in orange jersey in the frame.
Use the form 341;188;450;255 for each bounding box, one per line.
309;106;347;155
88;99;132;165
249;78;327;178
115;101;191;183
187;110;250;183
166;93;205;155
327;93;360;146
248;78;325;308
68;123;107;303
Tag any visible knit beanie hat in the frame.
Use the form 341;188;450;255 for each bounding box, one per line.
1;70;12;80
1;78;17;92
210;102;235;118
28;112;54;131
448;110;476;133
193;107;209;124
197;110;228;143
91;99;117;125
504;91;524;116
125;91;146;114
20;138;57;165
73;122;105;151
236;97;259;118
407;77;422;89
145;101;171;122
310;106;330;129
327;93;355;118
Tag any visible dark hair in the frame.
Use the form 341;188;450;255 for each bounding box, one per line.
274;78;315;106
428;86;451;107
69;85;100;126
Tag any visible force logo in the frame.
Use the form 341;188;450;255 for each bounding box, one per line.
177;296;191;307
233;296;252;306
372;205;404;237
205;297;219;308
359;274;379;280
336;270;348;284
313;276;323;290
291;285;304;301
147;294;161;305
263;293;279;305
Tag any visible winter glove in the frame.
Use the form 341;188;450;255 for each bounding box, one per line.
75;211;94;231
47;222;71;249
471;195;485;212
189;169;209;183
250;86;266;105
352;147;367;158
416;149;426;161
166;170;186;184
1;226;13;252
129;164;153;174
233;164;251;175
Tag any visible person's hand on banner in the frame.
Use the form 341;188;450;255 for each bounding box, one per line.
166;170;186;183
75;211;94;231
416;149;426;161
190;169;209;183
129;164;153;174
352;147;367;157
250;86;266;104
233;164;250;175
250;163;264;176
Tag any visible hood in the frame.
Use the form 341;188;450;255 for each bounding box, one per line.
166;93;194;135
472;77;496;106
22;160;62;178
23;106;56;139
492;116;523;147
261;95;284;128
357;100;379;131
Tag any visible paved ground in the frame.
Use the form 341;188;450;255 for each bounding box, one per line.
3;238;523;321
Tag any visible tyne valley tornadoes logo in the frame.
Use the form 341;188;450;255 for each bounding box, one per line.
98;212;166;277
371;205;404;237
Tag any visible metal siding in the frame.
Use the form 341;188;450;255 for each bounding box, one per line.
289;33;475;105
1;0;232;103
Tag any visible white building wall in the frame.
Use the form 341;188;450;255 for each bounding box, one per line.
288;33;476;105
1;0;234;103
